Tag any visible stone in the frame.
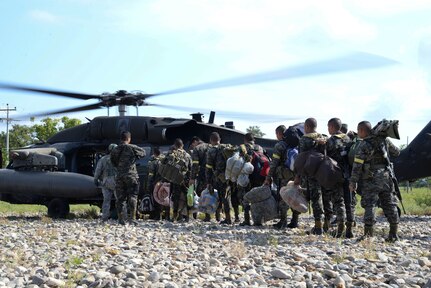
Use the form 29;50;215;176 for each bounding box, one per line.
109;265;125;275
270;269;292;279
148;271;160;282
323;269;339;278
45;277;65;287
334;276;345;288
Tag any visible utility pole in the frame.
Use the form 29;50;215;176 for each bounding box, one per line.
0;103;17;163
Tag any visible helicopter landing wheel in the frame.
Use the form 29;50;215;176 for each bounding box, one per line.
47;198;70;218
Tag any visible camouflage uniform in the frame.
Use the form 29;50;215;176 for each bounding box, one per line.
350;136;400;239
167;149;192;221
299;133;325;223
324;133;350;235
206;144;228;222
111;143;146;222
238;142;265;225
94;155;117;220
146;154;165;219
191;143;209;196
267;140;296;227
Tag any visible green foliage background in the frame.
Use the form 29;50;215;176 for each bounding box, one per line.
0;117;81;167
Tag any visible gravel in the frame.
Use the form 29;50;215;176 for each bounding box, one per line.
0;214;430;287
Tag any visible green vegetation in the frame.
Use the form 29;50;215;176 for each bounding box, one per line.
0;202;97;216
0;116;81;167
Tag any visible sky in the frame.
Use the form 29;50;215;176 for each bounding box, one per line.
0;0;431;145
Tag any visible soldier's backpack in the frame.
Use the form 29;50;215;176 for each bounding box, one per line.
139;194;154;213
240;144;270;183
283;123;304;148
158;150;189;185
285;148;299;171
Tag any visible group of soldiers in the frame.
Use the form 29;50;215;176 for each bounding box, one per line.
94;117;402;242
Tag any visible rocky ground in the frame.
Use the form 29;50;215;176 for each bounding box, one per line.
0;214;430;288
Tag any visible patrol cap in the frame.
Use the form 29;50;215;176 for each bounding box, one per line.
108;143;118;152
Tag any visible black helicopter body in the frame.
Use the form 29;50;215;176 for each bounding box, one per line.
0;114;276;217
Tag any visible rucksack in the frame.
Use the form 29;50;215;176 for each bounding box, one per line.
250;150;270;182
283;123;304;148
158;149;189;185
139;194;154;213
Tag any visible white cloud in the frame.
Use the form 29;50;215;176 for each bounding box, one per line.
29;10;61;24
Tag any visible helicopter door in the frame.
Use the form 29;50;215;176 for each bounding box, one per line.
71;148;96;176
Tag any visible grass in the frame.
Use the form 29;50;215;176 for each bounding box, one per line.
0;202;98;216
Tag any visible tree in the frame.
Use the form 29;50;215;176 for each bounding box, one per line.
1;117;81;167
246;126;265;138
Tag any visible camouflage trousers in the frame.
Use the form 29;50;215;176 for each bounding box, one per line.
115;175;139;220
322;185;346;223
360;169;399;226
343;180;357;223
101;187;114;220
214;181;229;216
303;177;324;221
171;183;188;218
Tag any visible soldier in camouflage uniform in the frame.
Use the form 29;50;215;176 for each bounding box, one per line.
206;132;231;224
294;118;326;235
324;118;349;237
94;143;117;221
263;125;299;229
168;138;192;222
110;131;146;225
146;147;165;220
239;133;266;226
188;137;211;220
349;121;401;242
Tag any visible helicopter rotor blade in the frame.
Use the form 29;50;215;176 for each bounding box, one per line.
146;103;303;122
14;102;103;119
149;52;398;98
0;83;101;100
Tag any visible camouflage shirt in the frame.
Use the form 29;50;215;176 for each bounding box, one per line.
326;132;351;171
146;154;164;192
299;132;326;153
94;154;117;186
110;143;146;179
191;142;209;181
267;141;291;180
350;137;400;183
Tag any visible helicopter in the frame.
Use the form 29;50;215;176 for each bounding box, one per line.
0;52;428;218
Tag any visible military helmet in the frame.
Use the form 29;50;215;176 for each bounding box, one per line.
108;143;118;152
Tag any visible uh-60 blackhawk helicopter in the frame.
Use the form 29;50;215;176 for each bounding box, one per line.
0;52;429;218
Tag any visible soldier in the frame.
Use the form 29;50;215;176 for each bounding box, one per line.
324;118;349;237
206;132;230;224
239;132;266;226
110;131;146;225
294;118;326;235
169;138;192;222
263;125;299;229
146;147;165;220
94;143;117;222
189;136;210;220
349;121;401;242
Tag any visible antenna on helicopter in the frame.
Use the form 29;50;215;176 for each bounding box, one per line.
209;111;215;124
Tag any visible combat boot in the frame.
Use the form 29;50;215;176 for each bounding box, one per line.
310;220;323;235
220;218;232;225
357;225;373;241
385;223;400;243
215;209;221;222
323;216;331;233
239;210;251;226
333;221;345;238
345;221;354;239
273;220;287;229
203;213;211;222
234;207;240;223
287;212;299;229
117;211;126;225
171;211;178;222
